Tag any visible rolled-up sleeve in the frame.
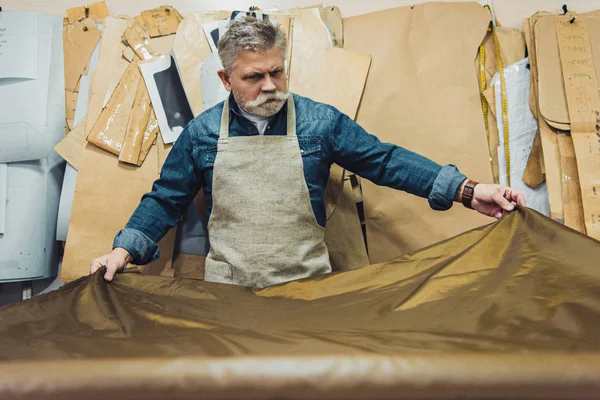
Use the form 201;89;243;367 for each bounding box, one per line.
113;127;203;265
329;111;466;211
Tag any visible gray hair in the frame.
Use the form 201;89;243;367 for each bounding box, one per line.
218;16;287;72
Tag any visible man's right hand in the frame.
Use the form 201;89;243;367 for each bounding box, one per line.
90;247;133;282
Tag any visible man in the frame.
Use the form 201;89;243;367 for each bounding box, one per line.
91;17;526;288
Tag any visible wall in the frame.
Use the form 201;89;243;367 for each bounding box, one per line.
2;0;600;28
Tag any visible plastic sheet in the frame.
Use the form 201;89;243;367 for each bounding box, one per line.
87;60;140;155
118;79;152;165
492;57;549;216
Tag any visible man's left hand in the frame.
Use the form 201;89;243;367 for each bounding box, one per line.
471;183;527;219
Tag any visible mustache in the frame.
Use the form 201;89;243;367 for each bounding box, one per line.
245;90;290;108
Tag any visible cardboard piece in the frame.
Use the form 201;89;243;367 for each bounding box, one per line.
496;27;527;66
65;89;78;121
287;7;371;267
61;142;176;281
289;8;371;119
523;133;545;189
555;15;600;239
172;12;219;116
103;19;182;109
88;60;140;155
536;14;600;129
477;32;501;184
122;46;136;62
138;110;159;166
525;15;564;222
119;79;151;165
321;6;344;48
324;177;369;272
141;6;183;38
344;3;493;263
63;20;101;93
556;132;586;232
102;60;133;109
54;118;86;169
521;19;545;190
65;1;108;24
123;17;156;61
85;16;130;138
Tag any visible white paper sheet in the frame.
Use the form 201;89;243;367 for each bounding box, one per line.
0;164;6;234
140;55;194;144
55;40;99;241
201;19;228;54
0;12;52;163
0;14;65;282
493;57;550;217
200;53;229;110
0;12;37;79
56;164;78;241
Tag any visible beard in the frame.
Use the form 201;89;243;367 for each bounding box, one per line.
234;89;290;117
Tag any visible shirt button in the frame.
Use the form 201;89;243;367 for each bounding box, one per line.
301;150;305;153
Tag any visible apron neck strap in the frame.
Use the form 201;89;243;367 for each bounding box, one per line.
286;95;296;136
219;95;296;139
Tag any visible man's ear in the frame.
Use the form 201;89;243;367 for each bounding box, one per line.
217;69;232;92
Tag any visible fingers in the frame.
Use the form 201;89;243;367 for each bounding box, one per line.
90;253;127;282
103;260;121;283
493;188;514;212
90;259;105;274
504;187;527;207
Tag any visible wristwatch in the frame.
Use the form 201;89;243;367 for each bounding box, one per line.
461;180;479;209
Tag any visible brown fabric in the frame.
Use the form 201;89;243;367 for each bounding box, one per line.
3;207;600;353
1;208;600;398
3;354;600;400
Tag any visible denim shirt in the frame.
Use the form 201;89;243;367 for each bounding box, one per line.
114;93;467;265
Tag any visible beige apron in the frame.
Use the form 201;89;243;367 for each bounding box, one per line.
204;96;331;288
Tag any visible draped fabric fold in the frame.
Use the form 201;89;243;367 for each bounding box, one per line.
1;207;600;398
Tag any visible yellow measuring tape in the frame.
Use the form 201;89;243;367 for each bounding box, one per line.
480;5;511;186
479;42;490;145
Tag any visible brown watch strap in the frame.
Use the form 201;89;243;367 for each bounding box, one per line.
461;180;479;209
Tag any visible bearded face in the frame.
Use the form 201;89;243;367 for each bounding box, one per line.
218;47;288;117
